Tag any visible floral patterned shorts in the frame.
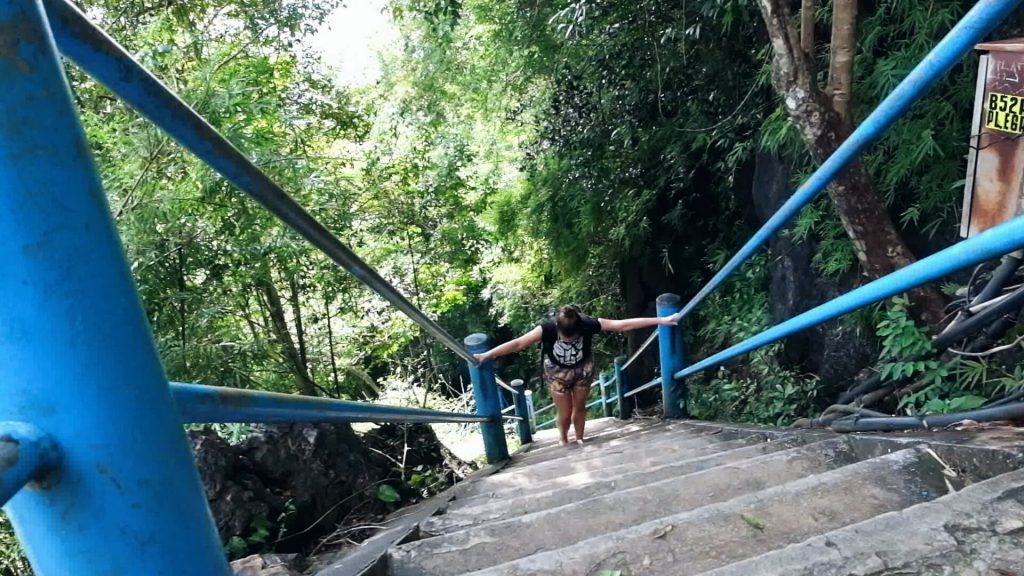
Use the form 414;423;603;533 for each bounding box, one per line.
544;358;595;395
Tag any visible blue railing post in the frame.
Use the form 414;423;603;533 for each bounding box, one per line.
464;334;509;463
614;356;632;420
525;389;537;431
0;423;61;509
599;374;613;418
511;379;533;445
657;293;687;418
0;1;230;574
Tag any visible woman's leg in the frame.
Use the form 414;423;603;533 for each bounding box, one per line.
570;384;590;442
551;386;574;444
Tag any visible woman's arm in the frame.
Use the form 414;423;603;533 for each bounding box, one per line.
598;315;678;333
474;326;543;362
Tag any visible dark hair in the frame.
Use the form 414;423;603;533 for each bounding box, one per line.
556;305;581;337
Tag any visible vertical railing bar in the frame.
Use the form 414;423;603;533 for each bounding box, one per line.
0;1;230;572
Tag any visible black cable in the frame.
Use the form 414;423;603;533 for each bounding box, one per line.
970;255;1022;306
830;401;1024;433
838;284;1024;405
985;388;1024;408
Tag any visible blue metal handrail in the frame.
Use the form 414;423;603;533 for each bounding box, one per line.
675;215;1024;380
623;0;1022;400
625;376;661;398
0;1;512;573
3;0;1023;573
677;0;1019;321
171;383;488;425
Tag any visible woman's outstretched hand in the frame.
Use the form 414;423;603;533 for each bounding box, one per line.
657;315;680;326
473;352;492;363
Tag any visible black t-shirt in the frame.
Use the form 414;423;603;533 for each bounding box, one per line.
540;314;602;368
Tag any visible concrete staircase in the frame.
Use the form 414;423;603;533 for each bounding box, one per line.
337;418;1024;576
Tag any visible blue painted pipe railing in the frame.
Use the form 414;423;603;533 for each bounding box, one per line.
4;0;1023;572
672;213;1024;381
625;377;662;398
616;0;1023;397
0;2;231;571
0;423;61;509
0;1;521;572
171;383;488;425
675;0;1022;322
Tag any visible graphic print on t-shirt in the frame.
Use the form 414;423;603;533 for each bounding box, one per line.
552;338;584;366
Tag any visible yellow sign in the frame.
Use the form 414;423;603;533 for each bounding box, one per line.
985;92;1024;134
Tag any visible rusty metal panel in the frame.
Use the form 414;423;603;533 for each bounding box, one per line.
963;44;1024;237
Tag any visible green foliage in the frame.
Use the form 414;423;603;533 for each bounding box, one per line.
876;296;943;384
223;507;291;560
0;513;29;576
873;296;960;415
376;484;402;503
873;297;1024;416
901;358;1024;416
696;254;770;347
858;1;975;241
690;254;818;425
690;347;819;426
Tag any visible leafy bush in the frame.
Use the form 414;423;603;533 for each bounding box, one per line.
689;347;819;426
0;513;29;576
874;296;1024;415
689;255;819;425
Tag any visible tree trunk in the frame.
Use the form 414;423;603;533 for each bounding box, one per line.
258;276;318;396
324;295;341;396
800;0;815;55
757;0;946;327
287;274;310;379
826;0;857;121
177;246;188;373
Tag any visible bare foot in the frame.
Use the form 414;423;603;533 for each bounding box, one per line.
559;439;569;446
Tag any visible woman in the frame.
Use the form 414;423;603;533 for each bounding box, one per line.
474;305;677;445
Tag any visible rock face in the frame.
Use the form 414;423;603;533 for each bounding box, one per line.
189;423;386;552
188;421;469;556
750;152;874;397
231;553;303;576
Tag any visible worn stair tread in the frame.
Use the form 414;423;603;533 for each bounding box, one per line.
446;435;806;517
509;421;722;468
487;429;761;484
508;423;705;468
398;437;866;573
698;466;1024;576
425;436;846;536
449;433;781;508
435;447;943;576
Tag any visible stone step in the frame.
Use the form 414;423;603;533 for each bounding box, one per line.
395;438;864;573
449;433;779;509
510;421;713;468
455;447;945;576
699;466;1024;576
426;436;842;535
446;435;807;518
492;428;758;483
